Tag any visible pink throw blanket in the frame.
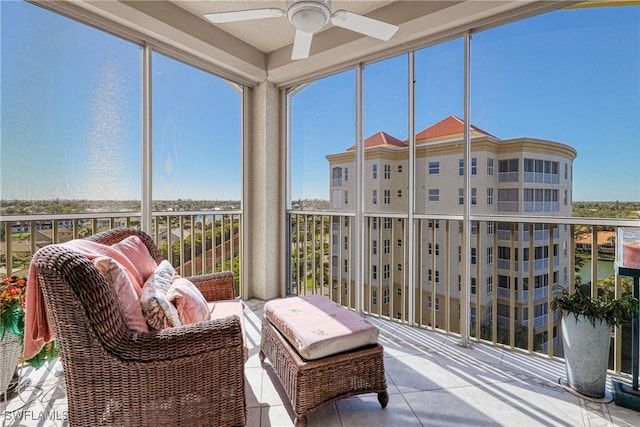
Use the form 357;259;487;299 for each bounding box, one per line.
24;240;144;360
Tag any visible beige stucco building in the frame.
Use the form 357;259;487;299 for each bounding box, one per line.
327;116;577;350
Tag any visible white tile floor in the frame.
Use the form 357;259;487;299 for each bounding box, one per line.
2;299;640;427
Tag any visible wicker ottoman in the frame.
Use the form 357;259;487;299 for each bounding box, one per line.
259;295;388;427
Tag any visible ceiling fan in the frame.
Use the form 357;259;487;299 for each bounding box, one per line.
204;0;399;60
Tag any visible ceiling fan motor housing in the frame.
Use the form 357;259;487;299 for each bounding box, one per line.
287;0;331;33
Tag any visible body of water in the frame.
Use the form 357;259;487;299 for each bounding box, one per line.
578;259;615;284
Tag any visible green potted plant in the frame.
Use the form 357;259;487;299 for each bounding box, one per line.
1;276;58;398
551;284;639;398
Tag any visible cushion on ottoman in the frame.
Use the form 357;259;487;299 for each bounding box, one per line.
264;294;379;360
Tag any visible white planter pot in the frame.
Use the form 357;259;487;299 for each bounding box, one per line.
1;332;21;396
561;311;611;398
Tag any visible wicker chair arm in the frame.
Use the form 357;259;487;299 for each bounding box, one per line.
107;315;243;362
187;271;236;301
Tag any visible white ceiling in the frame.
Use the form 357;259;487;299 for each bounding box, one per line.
59;1;573;86
172;1;395;53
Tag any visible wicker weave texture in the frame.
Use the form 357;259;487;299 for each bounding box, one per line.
260;318;388;426
32;228;246;426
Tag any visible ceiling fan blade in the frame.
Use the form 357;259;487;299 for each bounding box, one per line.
204;8;284;24
292;29;313;60
331;10;398;41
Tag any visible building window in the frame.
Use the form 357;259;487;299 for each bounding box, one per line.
428;189;439;202
383;264;390;279
372;240;377;255
344;217;349;227
428;243;433;255
487;158;494;176
471;187;477;205
384;189;391;205
471;248;477;265
372;290;377;306
384;239;390;254
498;188;519;212
397;190;402;198
332;167;343;186
373;164;378;179
429;161;440;175
435;244;440;256
458;188;464;205
498;159;519;182
372;265;377;280
487;221;494;235
487;188;494;205
487;246;493;265
523;188;559;212
383;289;390;305
435;270;439;283
428;269;432;282
345;167;349;181
397;287;402;296
458;246;462;262
372;218;377;230
384;218;391;229
471;221;478;235
344;260;348;273
372;189;378;205
524;159;559;183
398;165;403;173
384;164;391;179
397;263;403;272
459;158;477;175
332;190;343;209
344;283;348;295
344;236;348;250
397;239;402;247
564;163;568;180
487;276;493;295
471;277;477;295
344;190;348;204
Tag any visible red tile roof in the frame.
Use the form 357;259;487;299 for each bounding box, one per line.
415;115;496;140
344;116;496;151
346;131;406;151
575;231;616;245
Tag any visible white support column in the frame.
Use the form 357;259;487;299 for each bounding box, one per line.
141;44;153;234
244;80;284;301
460;32;472;348
407;52;416;326
355;64;364;314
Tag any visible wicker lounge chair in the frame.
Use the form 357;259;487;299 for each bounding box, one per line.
30;228;246;426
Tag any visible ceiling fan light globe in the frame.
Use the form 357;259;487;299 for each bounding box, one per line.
287;1;330;34
291;9;326;33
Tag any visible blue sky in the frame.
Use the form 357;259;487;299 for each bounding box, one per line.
1;0;241;201
2;2;639;202
291;5;639;202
